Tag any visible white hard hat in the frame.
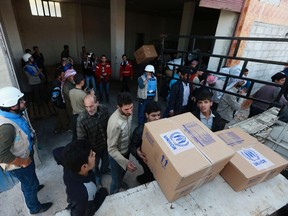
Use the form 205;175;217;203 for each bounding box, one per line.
0;87;24;107
22;53;32;62
145;64;155;73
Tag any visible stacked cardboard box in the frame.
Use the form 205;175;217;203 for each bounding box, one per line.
134;45;158;64
216;128;288;192
141;113;235;202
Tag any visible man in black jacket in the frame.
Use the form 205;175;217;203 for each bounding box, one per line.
167;67;191;117
130;101;161;184
53;140;108;216
193;87;225;132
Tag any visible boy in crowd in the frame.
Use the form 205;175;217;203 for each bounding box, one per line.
192;87;225;132
53;140;108;216
130;101;161;184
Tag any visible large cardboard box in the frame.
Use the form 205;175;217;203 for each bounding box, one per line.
216;127;258;149
216;128;288;192
142;112;234;201
134;45;158;64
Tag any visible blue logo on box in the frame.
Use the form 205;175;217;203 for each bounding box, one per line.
170;132;189;147
241;149;260;161
241;149;267;167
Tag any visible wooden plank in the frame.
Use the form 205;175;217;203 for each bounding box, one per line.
97;175;288;216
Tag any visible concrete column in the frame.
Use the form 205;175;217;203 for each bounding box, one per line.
74;4;84;64
207;10;239;71
110;0;125;79
177;1;196;53
0;0;26;90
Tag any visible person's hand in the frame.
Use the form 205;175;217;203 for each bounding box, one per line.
146;75;151;80
126;161;137;172
137;147;148;164
22;157;32;168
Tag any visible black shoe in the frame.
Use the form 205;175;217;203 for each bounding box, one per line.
137;173;154;184
30;202;52;214
37;184;44;192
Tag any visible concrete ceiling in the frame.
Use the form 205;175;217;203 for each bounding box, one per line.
57;0;192;17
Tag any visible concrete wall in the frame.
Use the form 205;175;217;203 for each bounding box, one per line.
12;1;181;67
229;0;288;90
208;10;239;71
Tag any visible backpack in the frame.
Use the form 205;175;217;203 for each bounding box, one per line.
51;86;65;109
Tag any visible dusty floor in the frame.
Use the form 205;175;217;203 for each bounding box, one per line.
1;78;287;216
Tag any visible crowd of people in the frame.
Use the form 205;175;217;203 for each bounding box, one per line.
0;45;288;215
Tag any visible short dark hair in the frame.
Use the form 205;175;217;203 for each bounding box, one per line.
54;69;64;78
117;92;133;107
177;66;188;75
64;45;69;49
196;87;213;102
74;73;85;85
145;101;161;114
25;48;31;53
122;54;127;58
33;46;38;50
62;140;91;173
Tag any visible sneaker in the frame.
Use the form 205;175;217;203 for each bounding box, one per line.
121;181;129;190
30;202;52;214
37;184;44;192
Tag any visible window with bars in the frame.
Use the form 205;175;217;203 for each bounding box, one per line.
29;0;62;17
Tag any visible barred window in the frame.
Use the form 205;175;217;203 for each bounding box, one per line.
29;0;61;17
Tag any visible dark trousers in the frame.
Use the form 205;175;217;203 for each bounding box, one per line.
94;149;110;185
121;77;131;92
72;114;79;141
9;161;41;214
109;153;129;194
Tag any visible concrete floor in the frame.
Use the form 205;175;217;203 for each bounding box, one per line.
1;77;287;216
0;79;158;216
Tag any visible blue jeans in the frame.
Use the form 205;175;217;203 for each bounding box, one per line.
138;98;153;125
99;80;109;102
95;149;110;185
9;161;41;214
109;154;127;194
85;75;97;93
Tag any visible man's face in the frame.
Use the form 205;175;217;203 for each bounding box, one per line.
243;71;249;77
146;111;161;122
84;97;98;116
11;98;26;114
181;73;188;81
197;99;212;114
68;75;75;84
119;103;133;117
86;150;96;171
191;60;198;68
101;56;107;63
276;77;286;85
122;56;127;61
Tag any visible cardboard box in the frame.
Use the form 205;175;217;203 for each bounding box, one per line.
215;127;258;150
134;45;158;64
220;142;288;192
165;169;221;202
142;112;234;201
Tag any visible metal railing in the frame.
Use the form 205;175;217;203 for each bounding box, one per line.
158;34;288;107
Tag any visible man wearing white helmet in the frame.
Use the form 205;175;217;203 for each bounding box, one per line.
137;64;158;125
0;87;52;214
22;53;46;105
